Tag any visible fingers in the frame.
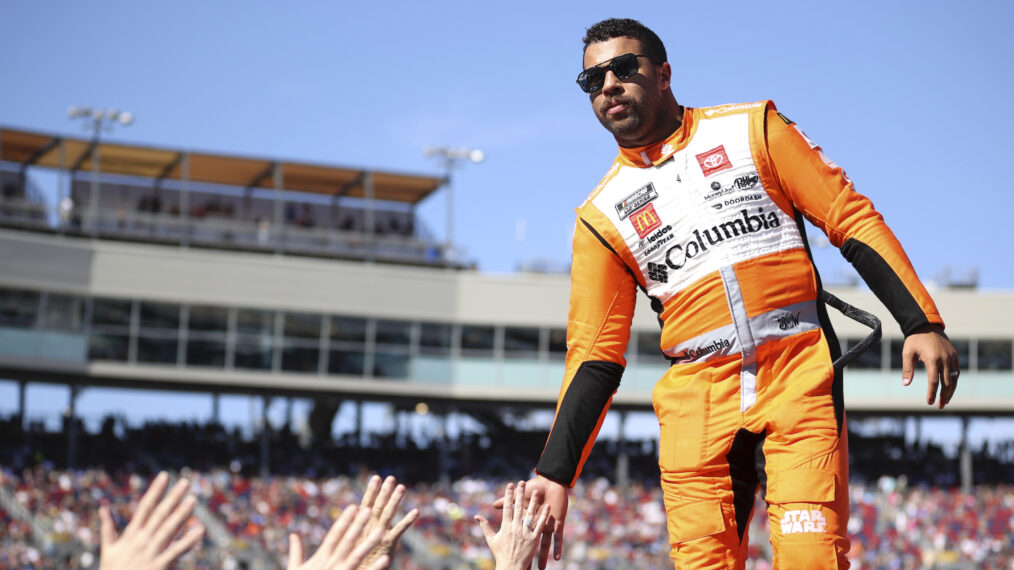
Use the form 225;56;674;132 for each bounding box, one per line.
926;358;940;407
941;367;959;408
537;527;552;569
372;477;397;520
388;508;419;541
99;505;118;547
502;483;514;524
359;475;382;511
145;478;190;535
153;523;204;568
377;481;405;529
319;505;358;555
901;349;915;386
474;515;495;545
491;497;504;509
534;504;550;535
287;533;304;569
553;518;564;561
151;494;197;552
512;481;527;528
130;471;169;531
331;507;373;563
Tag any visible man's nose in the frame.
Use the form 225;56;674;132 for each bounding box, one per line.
601;69;624;94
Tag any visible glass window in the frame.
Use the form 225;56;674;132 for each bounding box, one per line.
187;339;226;367
234;343;274;370
137;336;178;364
419;322;452;352
140;302;180;330
328;349;365;375
978;339;1012;371
849;337;882;369
548;328;567;359
329;316;367;343
41;294;85;332
951;339;970;367
188;305;228;333
92;298;132;328
461;325;495;353
237;309;275;336
636;331;662;358
375;319;411;346
284;312;321;340
281;344;319;373
0;288;39;328
88;333;129;361
374;352;409;378
504;327;540;354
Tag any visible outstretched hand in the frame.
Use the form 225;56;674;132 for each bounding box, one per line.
287;505;386;570
98;471;205;570
355;475;420;568
901;324;959;409
477;481;551;570
492;475;568;569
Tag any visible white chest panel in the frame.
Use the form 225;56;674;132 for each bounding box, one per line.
591;114;804;302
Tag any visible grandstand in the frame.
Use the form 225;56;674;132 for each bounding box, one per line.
1;126;1013;569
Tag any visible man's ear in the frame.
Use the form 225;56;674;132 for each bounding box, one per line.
658;61;672;92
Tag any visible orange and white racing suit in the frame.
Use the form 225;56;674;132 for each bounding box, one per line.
533;101;944;568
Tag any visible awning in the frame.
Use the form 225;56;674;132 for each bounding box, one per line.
0;127;445;205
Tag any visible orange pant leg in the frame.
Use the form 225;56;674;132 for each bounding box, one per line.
655;358;752;569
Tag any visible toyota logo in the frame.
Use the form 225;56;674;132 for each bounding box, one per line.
703;154;725;168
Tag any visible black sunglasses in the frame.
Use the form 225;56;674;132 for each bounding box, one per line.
576;53;656;94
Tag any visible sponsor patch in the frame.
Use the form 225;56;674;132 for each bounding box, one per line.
647;262;668;283
779;510;827;535
777;311;801;330
615;183;659;220
702;102;764;117
630;203;663;239
696;145;733;177
673;338;731;363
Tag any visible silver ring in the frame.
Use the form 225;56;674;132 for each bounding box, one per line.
522;516;534;529
949;371;959;377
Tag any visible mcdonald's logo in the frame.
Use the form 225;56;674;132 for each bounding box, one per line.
630;203;662;238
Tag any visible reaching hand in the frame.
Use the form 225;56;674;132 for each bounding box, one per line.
98;471;205;570
901;324;959;409
287;505;387;570
476;481;551;570
355;475;420;568
492;475;568;569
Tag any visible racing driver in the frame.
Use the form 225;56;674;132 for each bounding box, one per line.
509;18;960;569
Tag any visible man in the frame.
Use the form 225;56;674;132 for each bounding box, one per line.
514;18;959;569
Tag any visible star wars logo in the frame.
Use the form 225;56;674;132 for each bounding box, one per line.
779;510;827;535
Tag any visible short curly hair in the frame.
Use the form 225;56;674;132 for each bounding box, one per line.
582;18;667;63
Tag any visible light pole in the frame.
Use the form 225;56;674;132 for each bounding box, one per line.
68;106;134;235
425;146;484;264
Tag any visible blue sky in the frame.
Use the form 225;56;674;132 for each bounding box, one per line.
4;0;1012;285
2;1;1012;440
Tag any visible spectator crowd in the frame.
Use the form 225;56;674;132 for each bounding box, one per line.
2;414;1013;569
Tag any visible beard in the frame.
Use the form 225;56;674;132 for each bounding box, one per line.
595;101;644;138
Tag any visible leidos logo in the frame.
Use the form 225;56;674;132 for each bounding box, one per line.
630;204;662;239
696;145;733;176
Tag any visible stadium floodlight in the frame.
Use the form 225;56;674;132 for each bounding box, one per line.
68;105;135;140
68;105;135;235
425;145;485;264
